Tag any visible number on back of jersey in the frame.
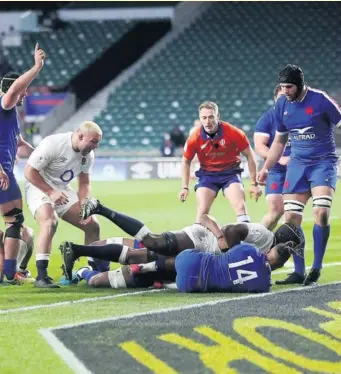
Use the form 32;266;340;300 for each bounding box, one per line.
228;255;259;285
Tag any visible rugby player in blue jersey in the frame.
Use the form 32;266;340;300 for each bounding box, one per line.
258;64;341;286
254;85;290;229
254;84;306;285
0;43;46;284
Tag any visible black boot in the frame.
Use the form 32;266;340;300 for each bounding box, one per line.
275;272;305;285
303;268;321;286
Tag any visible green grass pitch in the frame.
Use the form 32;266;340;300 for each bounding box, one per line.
0;179;340;374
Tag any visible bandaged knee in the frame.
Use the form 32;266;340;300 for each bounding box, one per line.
284;200;305;216
4;208;24;239
312;195;332;209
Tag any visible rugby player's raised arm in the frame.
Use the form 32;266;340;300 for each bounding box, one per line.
2;44;46;110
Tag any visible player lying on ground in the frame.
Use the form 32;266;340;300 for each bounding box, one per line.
0;226;35;283
61;198;302;279
60;198;302;285
61;239;301;293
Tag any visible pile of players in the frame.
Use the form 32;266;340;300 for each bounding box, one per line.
1;44;339;292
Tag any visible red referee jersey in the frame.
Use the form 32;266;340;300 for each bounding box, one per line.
183;121;250;172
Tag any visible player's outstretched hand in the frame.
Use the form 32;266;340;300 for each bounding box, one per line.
178;187;189;202
0;169;10;190
249;184;262;202
34;43;46;69
49;190;69;206
257;168;268;186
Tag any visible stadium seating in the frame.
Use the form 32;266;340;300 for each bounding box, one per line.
93;2;341;150
3;19;136;88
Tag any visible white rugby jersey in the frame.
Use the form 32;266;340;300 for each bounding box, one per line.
244;223;275;253
181;222;274;254
27;132;94;188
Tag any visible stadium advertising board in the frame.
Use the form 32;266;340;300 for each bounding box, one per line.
25;93;69;116
15;157;341;181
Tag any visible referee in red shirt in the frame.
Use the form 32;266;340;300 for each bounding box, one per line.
179;101;262;223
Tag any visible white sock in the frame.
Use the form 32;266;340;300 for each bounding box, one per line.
108;268;127;289
36;253;50;261
17;240;28;270
135;225;151;241
237;214;251;223
139;262;157;273
118;245;129;264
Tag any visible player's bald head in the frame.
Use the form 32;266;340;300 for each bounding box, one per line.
79;121;102;136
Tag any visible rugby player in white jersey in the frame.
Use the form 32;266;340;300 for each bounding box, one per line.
24;121;102;287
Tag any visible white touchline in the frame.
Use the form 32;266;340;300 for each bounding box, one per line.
0;289;165;315
1;263;340;315
39;329;93;374
39;281;341;374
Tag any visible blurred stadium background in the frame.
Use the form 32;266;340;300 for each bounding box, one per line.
1;1;341;182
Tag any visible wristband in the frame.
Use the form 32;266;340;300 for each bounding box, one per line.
182;187;189;190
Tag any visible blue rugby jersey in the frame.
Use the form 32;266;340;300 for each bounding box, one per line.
199;244;272;293
255;107;291;172
0;96;20;172
275;88;341;163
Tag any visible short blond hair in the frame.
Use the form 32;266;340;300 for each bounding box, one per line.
198;101;219;115
79;121;102;135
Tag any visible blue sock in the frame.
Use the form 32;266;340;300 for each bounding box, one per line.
83;270;100;284
4;259;17;280
313;224;330;270
155;257;166;271
89;259;110;272
293;227;306;276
